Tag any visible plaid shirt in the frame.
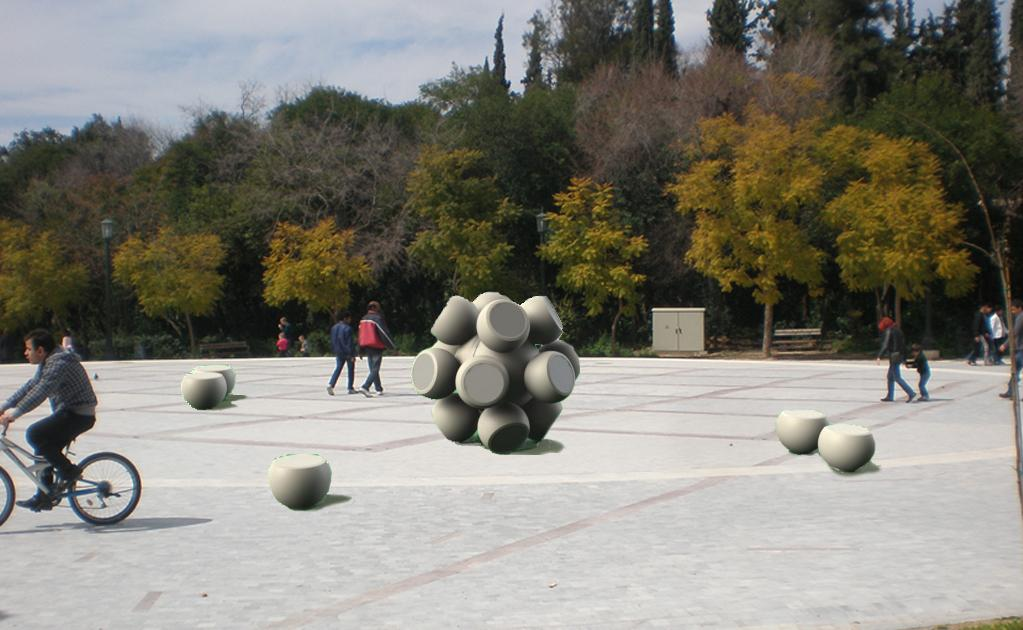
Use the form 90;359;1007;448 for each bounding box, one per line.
2;348;97;419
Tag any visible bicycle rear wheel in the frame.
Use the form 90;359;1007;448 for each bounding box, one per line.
69;452;141;525
0;466;12;527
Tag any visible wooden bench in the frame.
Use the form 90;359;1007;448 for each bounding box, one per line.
772;328;823;352
198;341;251;358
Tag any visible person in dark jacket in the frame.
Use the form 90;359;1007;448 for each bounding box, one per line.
999;299;1023;399
327;312;357;395
876;316;916;402
357;301;396;397
966;304;991;365
904;343;930;402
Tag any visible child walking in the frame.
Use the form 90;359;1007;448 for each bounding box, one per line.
905;343;930;402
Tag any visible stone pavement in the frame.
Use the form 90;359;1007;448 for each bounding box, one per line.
0;355;1020;629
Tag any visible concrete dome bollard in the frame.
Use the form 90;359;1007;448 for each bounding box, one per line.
432;395;482;442
524;351;576;403
181;371;227;410
775;409;828;454
430;296;478;345
194;364;236;396
817;424;876;472
477;299;530;352
522;399;563;442
268;453;332;510
411;347;459;399
455;357;510;408
478;403;530;453
521;296;563;345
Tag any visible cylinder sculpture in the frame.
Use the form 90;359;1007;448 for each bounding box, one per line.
414;293;577;453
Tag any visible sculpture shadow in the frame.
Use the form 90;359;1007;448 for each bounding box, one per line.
309;494;352;510
0;516;212;535
512;439;565;455
830;461;881;475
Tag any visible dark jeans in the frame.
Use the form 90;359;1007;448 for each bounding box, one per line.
886;359;915;399
990;337;1007;364
967;337;988;363
918;369;930;399
361;349;383;392
25;409;95;491
329;355;355;390
1007;351;1023;395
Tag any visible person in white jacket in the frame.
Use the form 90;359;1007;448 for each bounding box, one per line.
988;307;1007;365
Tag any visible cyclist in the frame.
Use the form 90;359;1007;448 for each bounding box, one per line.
0;329;97;512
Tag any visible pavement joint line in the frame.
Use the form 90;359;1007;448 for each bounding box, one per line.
131;591;163;613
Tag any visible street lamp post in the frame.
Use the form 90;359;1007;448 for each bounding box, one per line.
101;218;115;360
535;211;548;295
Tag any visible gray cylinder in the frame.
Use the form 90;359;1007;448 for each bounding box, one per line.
540;339;581;377
430;296;478;345
453;336;481;364
521;296;563;345
524;351;575;403
522;399;562;442
432;395;481;442
455;357;510;408
432;340;460;354
475;341;539;407
411;347;459;399
472;291;508;309
477;299;530;352
478;403;530;453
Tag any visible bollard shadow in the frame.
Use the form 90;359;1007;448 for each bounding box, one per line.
829;461;881;475
0;516;212;535
512;439;565;455
309;494;352;510
213;394;247;409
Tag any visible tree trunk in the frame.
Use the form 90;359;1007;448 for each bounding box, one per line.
762;302;774;357
894;289;902;329
162;315;183;339
610;297;624;355
186;313;196;357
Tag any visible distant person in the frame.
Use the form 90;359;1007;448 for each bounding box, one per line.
327;311;358;396
278;317;295;344
61;329;79;358
904;343;931;402
357;300;396;397
877;316;915;403
966;304;991;365
276;332;290;357
998;299;1023;399
989;307;1007;366
297;335;309;357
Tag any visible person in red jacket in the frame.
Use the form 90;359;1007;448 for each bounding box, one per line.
357;301;396;397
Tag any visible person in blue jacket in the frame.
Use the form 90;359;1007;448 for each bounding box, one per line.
327;311;358;395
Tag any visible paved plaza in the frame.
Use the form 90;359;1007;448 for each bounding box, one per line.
0;355;1021;629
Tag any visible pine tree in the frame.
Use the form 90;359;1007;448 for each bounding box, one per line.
654;0;677;74
1009;0;1023;115
522;10;547;90
632;0;655;62
889;0;916;80
707;0;755;55
956;0;1004;105
493;14;511;91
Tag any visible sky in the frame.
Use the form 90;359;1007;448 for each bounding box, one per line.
0;0;1014;145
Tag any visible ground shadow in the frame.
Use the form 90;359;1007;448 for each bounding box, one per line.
830;462;881;475
309;494;352;510
512;439;565;455
213;394;247;409
0;516;212;535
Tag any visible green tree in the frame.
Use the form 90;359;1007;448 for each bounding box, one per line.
654;0;678;74
113;227;226;354
0;219;87;329
493;14;511;91
539;178;647;353
262;218;372;316
667;107;827;356
956;0;1005;106
406;147;523;297
820;126;978;324
632;0;655;62
707;0;756;55
522;10;549;91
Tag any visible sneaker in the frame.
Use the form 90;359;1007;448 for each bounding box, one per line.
358;387;372;398
16;494;56;512
52;465;82;495
347;388;357;394
999;392;1013;399
919;396;930;402
879;397;894;402
906;393;916;403
374;390;384;397
327;386;335;396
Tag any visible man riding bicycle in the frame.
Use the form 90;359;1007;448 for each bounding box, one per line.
0;329;97;512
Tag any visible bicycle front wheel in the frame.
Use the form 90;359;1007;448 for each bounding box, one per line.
0;466;13;527
69;452;141;526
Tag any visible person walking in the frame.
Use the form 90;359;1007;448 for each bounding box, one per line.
905;343;931;402
998;299;1023;399
877;316;915;403
357;301;396;397
989;307;1007;365
328;312;358;395
966;304;991;365
275;332;290;357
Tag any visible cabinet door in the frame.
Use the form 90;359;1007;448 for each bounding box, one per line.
652;312;680;351
676;312;704;352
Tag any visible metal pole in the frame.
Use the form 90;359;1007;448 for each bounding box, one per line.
102;230;114;360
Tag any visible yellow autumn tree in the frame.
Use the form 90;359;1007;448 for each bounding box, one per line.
262;218;372;316
667;107;827;356
539;178;647;353
820;125;978;324
406;146;522;297
0;219;88;329
113;226;226;354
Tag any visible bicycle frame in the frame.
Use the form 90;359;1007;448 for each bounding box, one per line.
0;435;53;495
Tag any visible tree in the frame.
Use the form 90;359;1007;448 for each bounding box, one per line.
539;178;647;353
819;126;978;324
262;218;372;316
113;227;226;354
547;0;632;84
667;107;827;356
0;219;87;329
954;0;1005;106
632;0;655;62
522;10;549;91
493;14;511;91
707;0;756;55
654;0;678;74
406;147;523;297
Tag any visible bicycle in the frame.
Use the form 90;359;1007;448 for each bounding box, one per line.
0;424;142;527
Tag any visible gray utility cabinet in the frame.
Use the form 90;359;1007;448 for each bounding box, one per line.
652;308;706;353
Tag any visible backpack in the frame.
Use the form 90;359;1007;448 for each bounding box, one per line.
358;320;386;349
